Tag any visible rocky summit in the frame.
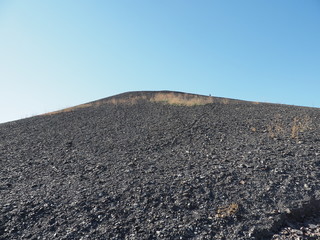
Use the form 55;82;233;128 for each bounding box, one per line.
1;91;320;240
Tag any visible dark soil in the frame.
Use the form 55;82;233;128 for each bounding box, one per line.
1;91;320;240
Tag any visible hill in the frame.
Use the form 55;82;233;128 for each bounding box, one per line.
1;91;320;239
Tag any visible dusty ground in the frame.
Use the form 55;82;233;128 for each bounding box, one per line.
1;91;320;239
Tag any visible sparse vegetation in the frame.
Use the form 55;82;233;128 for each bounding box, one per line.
221;98;230;105
43;103;93;116
107;95;148;105
250;127;257;132
291;115;312;140
41;91;274;117
150;93;214;106
42;92;217;115
267;114;312;140
267;114;285;138
216;203;239;218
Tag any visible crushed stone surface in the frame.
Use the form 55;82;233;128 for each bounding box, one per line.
1;92;320;239
271;215;320;239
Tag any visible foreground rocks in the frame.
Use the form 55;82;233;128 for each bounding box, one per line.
271;214;320;239
1;91;320;239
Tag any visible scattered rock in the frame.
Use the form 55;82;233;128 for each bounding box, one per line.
1;91;320;239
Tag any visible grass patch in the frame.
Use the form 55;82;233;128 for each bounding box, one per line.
42;103;93;116
267;114;285;138
43;92;216;115
42;92;253;116
267;114;312;141
291;115;312;140
150;93;214;106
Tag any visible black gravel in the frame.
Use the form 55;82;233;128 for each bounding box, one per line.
1;91;320;240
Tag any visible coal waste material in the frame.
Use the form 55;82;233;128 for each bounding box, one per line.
1;91;320;239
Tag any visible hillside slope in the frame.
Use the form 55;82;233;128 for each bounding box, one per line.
1;91;320;239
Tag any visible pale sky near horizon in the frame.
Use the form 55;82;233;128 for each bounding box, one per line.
1;1;320;123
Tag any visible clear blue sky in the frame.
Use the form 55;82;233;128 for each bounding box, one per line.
1;1;319;123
